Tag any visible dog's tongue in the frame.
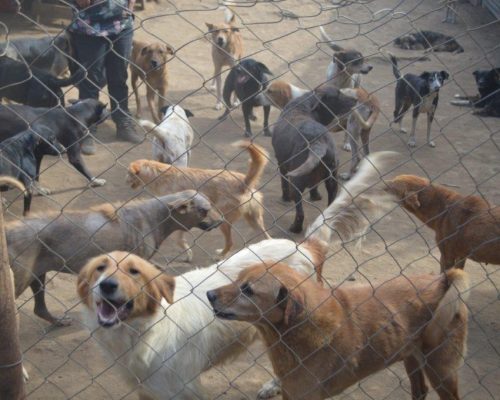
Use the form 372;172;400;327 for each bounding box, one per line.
237;75;249;85
97;301;118;327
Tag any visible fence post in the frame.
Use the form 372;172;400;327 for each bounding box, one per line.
0;193;26;400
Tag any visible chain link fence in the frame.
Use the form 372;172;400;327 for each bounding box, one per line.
0;0;499;398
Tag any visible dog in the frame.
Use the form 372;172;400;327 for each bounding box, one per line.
0;129;63;215
77;152;397;400
218;58;273;137
208;262;469;400
0;99;109;191
0;55;81;107
385;174;500;271
139;105;194;166
206;7;244;110
390;54;449;148
272;85;360;233
7;189;221;326
338;88;380;180
127;141;270;260
264;80;309;109
451;68;500;117
0;33;72;76
394;30;464;53
130;39;174;123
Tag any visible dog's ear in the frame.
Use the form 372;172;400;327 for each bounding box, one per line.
385;180;421;210
230;27;240;33
440;71;449;81
159;104;171;116
228;13;236;25
171;198;193;215
166;45;175;55
205;22;215;31
184;109;194;118
420;72;430;81
256;62;273;77
150;273;175;304
77;257;103;307
140;45;149;56
277;284;305;325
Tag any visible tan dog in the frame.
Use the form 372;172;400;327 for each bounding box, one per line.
386;174;500;271
127;141;270;260
206;8;244;110
130;39;174;123
208;262;469;400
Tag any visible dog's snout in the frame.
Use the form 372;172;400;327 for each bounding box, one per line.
99;279;118;295
207;290;217;304
217;37;224;46
151;60;159;68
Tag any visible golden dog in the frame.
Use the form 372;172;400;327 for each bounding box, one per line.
208;262;469;400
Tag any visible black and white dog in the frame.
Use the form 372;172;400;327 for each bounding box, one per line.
218;59;272;137
394;30;463;54
390;54;449;148
451;68;500;118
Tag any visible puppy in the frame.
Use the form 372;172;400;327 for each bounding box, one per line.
264;80;309;109
127;141;270;260
0;130;63;215
272;85;358;233
385;174;500;271
130;39;174;123
390;54;449;148
339;88;380;180
218;59;273;137
0;33;72;76
206;7;244;110
139;105;194;167
451;67;500;117
394;30;464;53
208;262;469;400
0;99;109;191
0;55;81;107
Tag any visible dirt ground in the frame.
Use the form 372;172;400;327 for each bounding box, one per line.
1;0;499;399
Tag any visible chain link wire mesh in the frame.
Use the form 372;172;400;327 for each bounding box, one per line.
0;0;499;398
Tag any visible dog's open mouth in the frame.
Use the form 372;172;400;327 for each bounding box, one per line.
237;74;250;85
213;308;236;320
96;298;133;328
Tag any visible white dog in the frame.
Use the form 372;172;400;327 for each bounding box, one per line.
78;153;397;400
139;105;194;167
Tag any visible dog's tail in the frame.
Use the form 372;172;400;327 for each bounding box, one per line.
224;5;235;24
319;26;344;52
0;176;26;193
424;268;469;346
286;141;328;179
139;119;166;146
305;151;399;244
388;53;401;80
233;141;269;188
49;68;84;88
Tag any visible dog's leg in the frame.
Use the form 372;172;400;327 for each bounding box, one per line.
158;85;167;122
257;378;282;399
408;108;419;148
341;119;360;180
280;170;291;203
342;131;351;152
68;149;106;186
215;222;233;258
146;87;160;124
263;105;271;137
176;231;193;263
31;274;71;326
309;187;322;202
289;183;305;233
404;356;428;400
325;174;338;205
423;350;461;400
242;103;253;137
244;209;271;240
131;72;142;118
426;111;436;148
361;128;370;156
214;65;223;110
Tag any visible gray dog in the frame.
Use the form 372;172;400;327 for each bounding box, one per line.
8;190;222;326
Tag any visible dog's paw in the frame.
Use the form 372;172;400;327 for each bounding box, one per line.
33;185;51;196
232;99;241;108
340;172;351;181
215;102;223;111
289;223;303;234
257;378;281;399
408;139;417;148
90;178;106;187
53;315;73;327
249;113;257;121
209;82;217;91
428;141;436;148
454;94;462;99
244;130;252;138
263;128;272;137
400;127;408;134
342;142;352;152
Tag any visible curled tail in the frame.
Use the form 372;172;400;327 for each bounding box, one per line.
305;151;400;244
319;26;343;52
388;53;401;80
0;176;26;193
51;68;84;87
424;268;469;346
287;141;328;178
232;141;269;188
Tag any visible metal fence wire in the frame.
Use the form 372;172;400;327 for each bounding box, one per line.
0;0;499;399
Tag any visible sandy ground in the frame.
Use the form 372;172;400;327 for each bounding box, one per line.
1;0;499;398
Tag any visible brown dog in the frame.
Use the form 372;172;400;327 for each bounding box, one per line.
386;174;500;271
207;262;469;400
130;39;174;123
206;8;244;110
126;141;270;260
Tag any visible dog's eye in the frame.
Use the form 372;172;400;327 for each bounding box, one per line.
129;267;139;275
240;283;253;296
96;265;106;272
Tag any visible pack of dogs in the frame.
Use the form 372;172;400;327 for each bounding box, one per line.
0;8;498;399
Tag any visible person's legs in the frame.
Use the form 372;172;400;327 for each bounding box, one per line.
105;27;142;143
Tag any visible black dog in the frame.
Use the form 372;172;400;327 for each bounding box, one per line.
0;99;109;190
0;33;71;76
394;30;463;53
451;68;500;117
0;130;61;215
0;55;82;107
390;54;449;148
218;59;272;137
272;85;357;233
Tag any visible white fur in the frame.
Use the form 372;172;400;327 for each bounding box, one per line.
289;83;309;99
139;105;194;167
